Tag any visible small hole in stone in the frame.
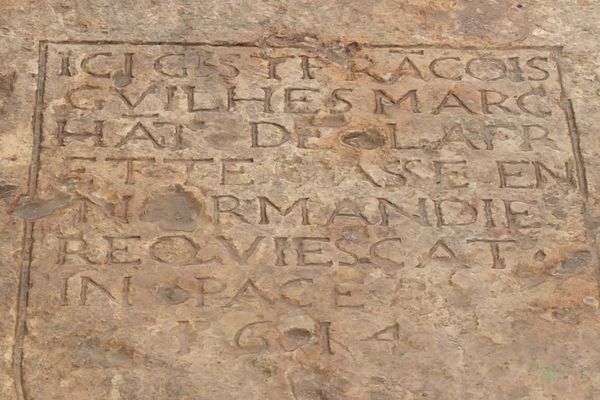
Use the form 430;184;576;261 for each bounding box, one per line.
516;4;523;8
534;249;546;262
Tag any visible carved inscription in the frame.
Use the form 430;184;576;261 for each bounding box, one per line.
19;42;592;399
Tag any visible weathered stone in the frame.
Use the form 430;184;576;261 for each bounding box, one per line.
2;2;600;400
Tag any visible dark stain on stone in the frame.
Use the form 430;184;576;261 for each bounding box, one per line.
141;188;200;231
340;128;385;149
552;308;580;325
0;184;18;198
112;70;132;87
282;327;313;351
550;250;591;277
204;131;241;149
0;69;17;116
158;285;191;305
13;193;72;220
290;378;339;400
534;249;546;262
0;70;16;96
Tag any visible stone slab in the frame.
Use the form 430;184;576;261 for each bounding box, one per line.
2;3;600;400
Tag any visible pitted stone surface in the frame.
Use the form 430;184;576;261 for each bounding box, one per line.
2;3;600;400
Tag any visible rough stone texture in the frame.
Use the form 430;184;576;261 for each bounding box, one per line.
2;2;600;400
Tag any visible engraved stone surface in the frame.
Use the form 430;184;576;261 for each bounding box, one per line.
3;2;600;400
